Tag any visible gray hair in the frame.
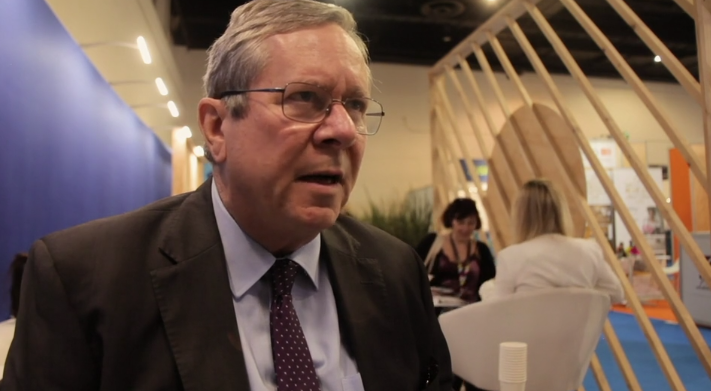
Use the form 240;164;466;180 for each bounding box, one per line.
203;0;370;119
512;178;573;243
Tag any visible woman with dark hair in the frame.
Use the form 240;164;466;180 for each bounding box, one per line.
416;198;495;303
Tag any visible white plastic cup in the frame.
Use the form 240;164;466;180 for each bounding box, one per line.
499;342;527;383
499;380;526;391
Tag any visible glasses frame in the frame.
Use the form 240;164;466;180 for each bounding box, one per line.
216;82;385;135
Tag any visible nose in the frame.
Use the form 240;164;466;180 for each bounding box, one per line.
313;102;358;149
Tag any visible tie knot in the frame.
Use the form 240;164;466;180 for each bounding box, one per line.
270;258;300;297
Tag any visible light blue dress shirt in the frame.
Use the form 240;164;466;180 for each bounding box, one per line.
211;182;363;391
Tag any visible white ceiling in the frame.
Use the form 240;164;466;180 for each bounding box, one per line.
45;0;205;148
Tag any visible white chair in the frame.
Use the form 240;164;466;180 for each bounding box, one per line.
439;288;611;391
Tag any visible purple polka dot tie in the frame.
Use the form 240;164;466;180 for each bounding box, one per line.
270;259;321;391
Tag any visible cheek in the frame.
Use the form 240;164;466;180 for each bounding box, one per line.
348;140;366;178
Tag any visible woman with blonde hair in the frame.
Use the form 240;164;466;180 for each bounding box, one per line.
491;179;624;303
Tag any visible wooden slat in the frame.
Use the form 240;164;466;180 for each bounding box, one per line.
444;67;512;212
698;0;711;269
493;20;640;390
433;107;470;194
672;0;697;17
603;318;642;391
432;79;508;250
434;82;487;197
558;0;709;195
522;5;711;388
590;352;613;391
171;127;189;195
606;0;701;104
430;88;446;227
433;100;503;249
456;57;525;192
430;0;545;75
471;43;538;178
470;19;667;391
526;6;711;379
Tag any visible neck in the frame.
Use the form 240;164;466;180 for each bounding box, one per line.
451;233;470;244
214;174;315;257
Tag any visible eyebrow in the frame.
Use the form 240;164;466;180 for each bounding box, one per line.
293;79;370;98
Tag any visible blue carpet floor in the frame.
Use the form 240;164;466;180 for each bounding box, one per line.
582;312;711;390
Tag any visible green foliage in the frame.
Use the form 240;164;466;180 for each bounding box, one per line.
356;197;433;248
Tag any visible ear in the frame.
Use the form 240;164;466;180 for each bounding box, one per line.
198;98;229;164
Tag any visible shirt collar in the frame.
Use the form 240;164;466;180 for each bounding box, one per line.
211;180;321;299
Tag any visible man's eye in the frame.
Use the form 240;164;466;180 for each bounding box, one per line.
288;91;318;102
346;99;368;113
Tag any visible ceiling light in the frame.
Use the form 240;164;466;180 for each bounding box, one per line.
155;78;168;96
177;126;192;139
137;36;152;64
654;55;661;63
167;101;179;117
193;146;205;157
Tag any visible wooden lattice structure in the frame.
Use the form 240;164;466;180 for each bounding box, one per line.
428;0;711;390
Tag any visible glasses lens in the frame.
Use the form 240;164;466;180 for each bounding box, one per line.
362;99;384;135
343;98;384;135
282;83;330;123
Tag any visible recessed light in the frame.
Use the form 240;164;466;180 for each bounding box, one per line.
178;126;192;139
167;101;179;117
136;36;152;64
654;55;661;63
155;78;168;96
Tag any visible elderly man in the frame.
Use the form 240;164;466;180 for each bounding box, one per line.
2;0;452;390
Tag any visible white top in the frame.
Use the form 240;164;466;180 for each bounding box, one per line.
0;318;16;379
492;234;624;304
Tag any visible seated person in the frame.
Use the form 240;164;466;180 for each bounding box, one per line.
491;179;624;303
416;198;495;303
0;253;28;379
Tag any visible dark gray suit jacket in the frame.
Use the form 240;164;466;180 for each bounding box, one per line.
2;180;452;391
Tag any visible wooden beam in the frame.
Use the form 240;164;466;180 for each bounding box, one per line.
697;0;711;273
528;0;711;346
456;57;526;190
602;318;642;391
590;352;613;391
523;3;711;386
444;67;512;211
672;0;697;17
474;18;665;391
471;43;538;178
430;0;545;76
558;0;709;195
171;127;189;195
605;0;701;104
434;82;487;198
433;96;503;249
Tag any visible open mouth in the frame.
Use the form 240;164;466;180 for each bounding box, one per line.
297;173;343;185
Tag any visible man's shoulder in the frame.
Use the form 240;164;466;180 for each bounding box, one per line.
40;192;193;254
330;214;415;257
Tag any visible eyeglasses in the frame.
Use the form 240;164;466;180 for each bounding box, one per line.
217;82;385;135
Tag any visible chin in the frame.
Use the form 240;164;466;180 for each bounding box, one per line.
296;205;340;230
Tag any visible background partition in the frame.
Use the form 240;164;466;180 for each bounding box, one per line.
0;0;172;318
429;0;711;389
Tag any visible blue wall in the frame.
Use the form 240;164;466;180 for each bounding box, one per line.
0;0;172;318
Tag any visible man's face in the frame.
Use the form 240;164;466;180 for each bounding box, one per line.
206;24;370;252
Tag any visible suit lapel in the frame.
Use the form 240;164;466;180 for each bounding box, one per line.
151;180;250;391
322;223;398;391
